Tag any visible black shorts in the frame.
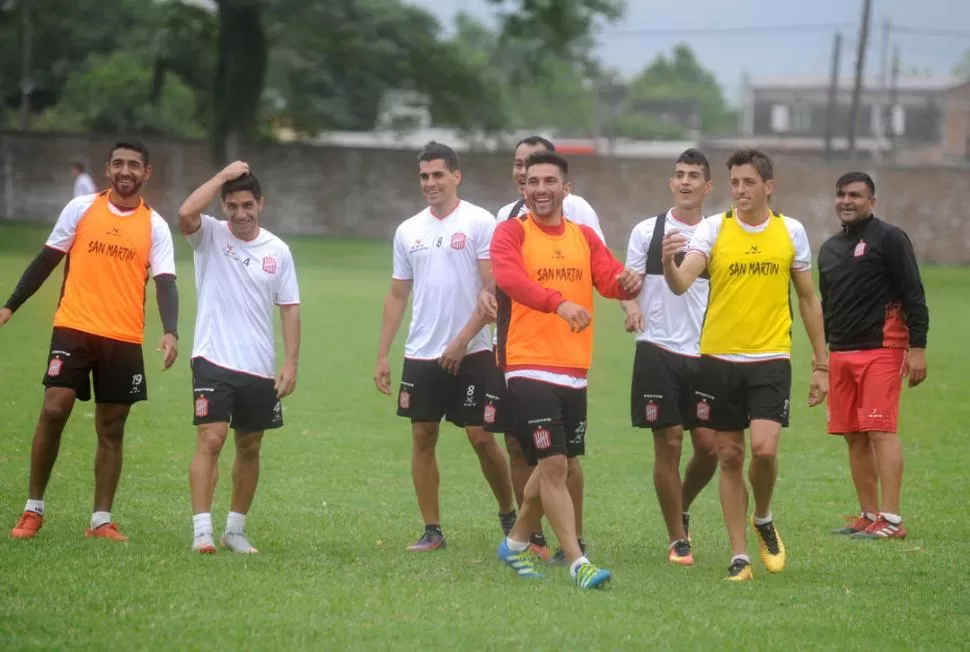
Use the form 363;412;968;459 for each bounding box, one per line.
191;357;283;432
508;377;587;466
483;351;511;434
396;350;493;428
631;341;700;431
42;327;146;404
693;356;792;431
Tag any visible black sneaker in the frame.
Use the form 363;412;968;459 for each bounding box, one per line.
405;528;447;552
725;557;752;581
499;510;517;536
551;537;587;566
668;539;693;566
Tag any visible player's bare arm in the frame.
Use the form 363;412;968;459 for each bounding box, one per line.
276;304;301;397
792;269;829;406
440;260;492;375
374;278;412;394
477;275;498;322
177;161;251;235
620;299;644;333
661;233;705;296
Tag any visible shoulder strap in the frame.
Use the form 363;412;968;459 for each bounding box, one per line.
509;199;526;220
644;211;667;276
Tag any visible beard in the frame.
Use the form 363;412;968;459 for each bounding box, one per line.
112;177;142;198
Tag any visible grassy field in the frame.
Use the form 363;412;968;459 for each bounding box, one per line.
0;220;968;651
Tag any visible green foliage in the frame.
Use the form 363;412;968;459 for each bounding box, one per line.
32;52;204;137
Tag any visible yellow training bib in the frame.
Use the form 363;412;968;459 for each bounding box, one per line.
700;210;795;356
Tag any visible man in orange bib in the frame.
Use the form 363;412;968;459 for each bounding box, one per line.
491;151;641;589
1;139;179;542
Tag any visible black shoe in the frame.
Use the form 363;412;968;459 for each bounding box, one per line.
551;537;587;566
499;510;517;536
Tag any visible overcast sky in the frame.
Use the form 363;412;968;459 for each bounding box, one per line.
405;0;969;102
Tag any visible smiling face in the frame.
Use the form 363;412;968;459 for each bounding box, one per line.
524;162;569;219
669;162;712;212
729;163;773;216
835;180;876;224
222;189;263;240
419;158;461;211
513;142;550;197
105;148;150;198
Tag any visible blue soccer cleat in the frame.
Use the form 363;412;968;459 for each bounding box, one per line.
497;539;544;580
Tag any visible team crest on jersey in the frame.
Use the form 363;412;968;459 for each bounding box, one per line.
195;396;209;418
854;241;867;257
696;399;710;421
533;427;552;450
645;401;658;423
484;404;496;424
262;256;278;274
47;357;63;378
399;390;411;410
450;232;467;250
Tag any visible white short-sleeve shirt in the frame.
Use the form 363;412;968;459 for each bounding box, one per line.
626;209;709;356
46;193;175;278
186;215;301;378
392;200;495;359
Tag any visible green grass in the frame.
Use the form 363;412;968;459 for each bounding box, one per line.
1;221;969;650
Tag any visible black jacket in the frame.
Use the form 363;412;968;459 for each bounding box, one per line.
817;215;928;351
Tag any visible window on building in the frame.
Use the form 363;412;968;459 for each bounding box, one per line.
770;105;790;133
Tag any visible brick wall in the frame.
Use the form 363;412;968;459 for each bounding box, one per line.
2;130;969;263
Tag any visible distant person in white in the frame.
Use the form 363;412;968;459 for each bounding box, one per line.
71;161;97;197
622;148;718;567
374;141;515;552
178;161;301;555
478;134;605;565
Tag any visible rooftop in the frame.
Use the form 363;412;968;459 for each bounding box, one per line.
748;75;962;92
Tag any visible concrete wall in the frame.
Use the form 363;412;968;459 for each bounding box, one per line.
2;130;969;263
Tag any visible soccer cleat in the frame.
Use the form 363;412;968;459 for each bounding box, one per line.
683;512;692;542
529;532;551;562
852;516;907;540
833;513;875;536
85;522;128;542
497;540;543;579
220;532;258;554
192;534;217;554
499;511;517;537
751;517;786;573
551;537;587;566
11;511;44;539
668;539;694;566
405;529;446;552
724;558;753;581
574;562;611;590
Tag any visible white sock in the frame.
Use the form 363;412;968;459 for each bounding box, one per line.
569;556;591;578
731;554;751;565
881;512;902;525
193;513;213;539
25;499;44;515
505;537;529;552
753;512;773;526
226;511;246;534
91;511;111;529
863;511;878;522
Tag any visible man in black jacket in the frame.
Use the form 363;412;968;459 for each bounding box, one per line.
817;171;929;540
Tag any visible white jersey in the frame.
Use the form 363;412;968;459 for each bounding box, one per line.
46;193;175;278
687;211;812;362
186;215;301;378
626;209;709;356
392;200;495;360
496;193;606;244
73;173;98;198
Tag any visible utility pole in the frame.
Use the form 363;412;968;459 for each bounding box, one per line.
18;0;34;131
874;17;892;164
847;0;873;163
824;32;843;161
887;45;901;166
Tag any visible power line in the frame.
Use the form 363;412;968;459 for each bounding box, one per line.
890;25;970;38
598;23;842;37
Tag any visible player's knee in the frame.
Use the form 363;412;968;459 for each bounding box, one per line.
40;392;73;426
538;455;568;484
466;427;495;454
235;432;262;458
95;407;130;442
566;456;582;477
196;424;229;455
654;429;683;465
505;435;524;459
749;438;778;461
715;441;745;472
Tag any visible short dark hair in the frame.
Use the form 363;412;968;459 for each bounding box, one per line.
675;148;711;180
418;141;459;171
836;171;875;196
221;172;262;201
71;160;85;172
515;135;556;152
524;150;568;178
726;148;773;182
108;139;150;166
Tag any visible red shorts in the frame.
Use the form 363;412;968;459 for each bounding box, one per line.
827;348;906;435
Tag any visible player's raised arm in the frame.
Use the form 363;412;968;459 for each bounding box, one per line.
662;236;707;297
178;161;250;236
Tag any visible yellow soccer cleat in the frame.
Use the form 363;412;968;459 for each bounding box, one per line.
724;558;753;581
751;516;786;573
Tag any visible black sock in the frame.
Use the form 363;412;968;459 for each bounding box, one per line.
425;523;442;534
